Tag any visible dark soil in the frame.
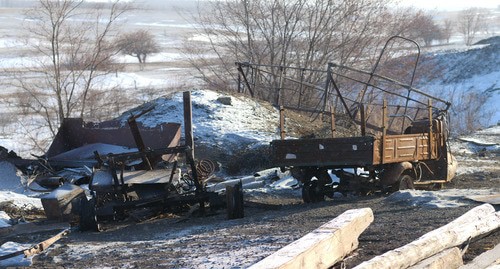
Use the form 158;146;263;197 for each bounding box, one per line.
25;156;500;268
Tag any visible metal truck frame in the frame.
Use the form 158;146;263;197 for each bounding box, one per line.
237;36;457;202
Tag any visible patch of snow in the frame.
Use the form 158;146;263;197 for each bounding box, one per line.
0;242;33;267
387;189;498;208
0;211;11;228
117;90;280;148
0;191;42;210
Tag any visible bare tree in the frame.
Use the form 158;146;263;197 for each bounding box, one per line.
457;8;487;46
6;0;131;141
409;11;440;47
448;88;495;135
115;29;160;64
182;0;417;102
441;19;454;44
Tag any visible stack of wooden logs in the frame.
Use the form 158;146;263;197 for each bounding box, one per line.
249;203;500;269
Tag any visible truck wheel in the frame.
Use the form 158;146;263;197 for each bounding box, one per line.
302;181;325;203
302;183;312;203
79;198;100;232
392;174;414;191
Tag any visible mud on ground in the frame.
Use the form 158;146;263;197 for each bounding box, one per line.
25;153;500;269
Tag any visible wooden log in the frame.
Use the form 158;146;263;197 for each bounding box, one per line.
249;208;374;269
41;183;85;221
461;243;500;269
354;204;500;269
409;247;463;269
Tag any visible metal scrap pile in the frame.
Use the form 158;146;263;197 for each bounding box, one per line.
1;92;234;232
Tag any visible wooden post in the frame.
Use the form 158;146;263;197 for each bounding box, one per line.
249;208;374;269
381;99;387;164
428;99;433;159
277;66;285;106
183;91;194;157
280;106;286;140
409;247;463;269
354;204;500;269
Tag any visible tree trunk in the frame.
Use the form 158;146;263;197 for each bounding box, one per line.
354;204;500;269
249;208;374;269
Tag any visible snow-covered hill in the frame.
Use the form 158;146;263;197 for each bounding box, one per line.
418;37;500;125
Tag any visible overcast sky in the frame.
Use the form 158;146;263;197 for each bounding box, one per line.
399;0;499;11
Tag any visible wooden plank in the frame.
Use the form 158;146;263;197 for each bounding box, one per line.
249;208;374;269
354;204;500;269
461;243;500;269
410;247;463;269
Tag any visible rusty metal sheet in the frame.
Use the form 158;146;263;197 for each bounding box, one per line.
46;118;181;159
271;136;375;167
91;169;180;192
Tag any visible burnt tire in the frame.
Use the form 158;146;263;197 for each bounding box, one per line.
226;182;244;219
302;181;325;203
79;198;100;232
392;174;415;191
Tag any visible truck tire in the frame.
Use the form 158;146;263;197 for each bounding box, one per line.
392;173;415;191
79;198;100;232
302;181;325;203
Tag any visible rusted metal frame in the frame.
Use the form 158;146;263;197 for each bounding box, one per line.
277;66;286;106
322;64;332;113
402;40;421;132
414;107;422;122
247;64;326;101
127;108;154;170
97;146;188;164
354;36;408;109
330;105;336;138
235;62;255;98
388;105;401;131
328;69;353;119
330;63;450;109
168;160;178;185
297;68;305;109
235;61;325;73
108;157;127;199
330;71;430;108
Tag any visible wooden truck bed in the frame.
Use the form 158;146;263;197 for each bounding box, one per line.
270;133;439;168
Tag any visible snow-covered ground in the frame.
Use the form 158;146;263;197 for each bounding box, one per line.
0;103;498;269
0;3;498;267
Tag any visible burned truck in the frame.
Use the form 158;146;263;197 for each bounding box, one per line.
237;36;457;202
5;91;238;230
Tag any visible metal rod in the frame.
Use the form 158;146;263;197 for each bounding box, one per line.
360;104;366;136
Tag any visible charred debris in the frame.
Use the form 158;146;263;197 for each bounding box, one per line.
1;91;243;232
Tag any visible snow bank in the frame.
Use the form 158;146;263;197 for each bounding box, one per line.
387;189;497;208
118;89;280;148
0;211;11;227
